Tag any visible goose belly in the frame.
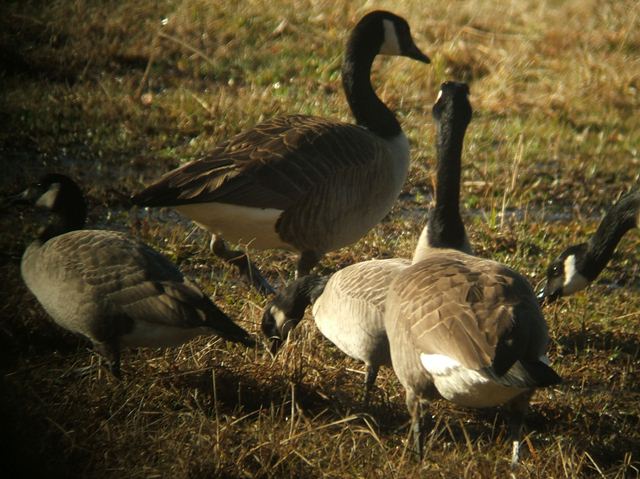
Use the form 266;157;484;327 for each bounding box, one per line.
420;354;527;408
176;203;290;250
312;297;388;367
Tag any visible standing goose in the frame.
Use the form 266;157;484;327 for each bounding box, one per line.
16;174;255;378
383;82;561;464
538;188;640;303
261;82;474;403
132;11;430;293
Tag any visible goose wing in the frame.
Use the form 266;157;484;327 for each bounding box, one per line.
45;230;253;345
393;251;542;373
132;115;381;210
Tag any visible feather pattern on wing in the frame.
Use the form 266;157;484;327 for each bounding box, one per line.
389;249;546;373
133;115;383;210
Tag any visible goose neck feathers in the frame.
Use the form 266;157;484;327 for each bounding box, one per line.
541;188;640;302
430;82;471;245
17;173;87;242
261;275;328;347
413;82;472;262
342;11;429;138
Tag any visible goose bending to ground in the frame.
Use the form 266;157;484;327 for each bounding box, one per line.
132;11;430;294
383;82;561;464
261;82;474;404
262;259;406;403
538;188;640;303
15;174;255;378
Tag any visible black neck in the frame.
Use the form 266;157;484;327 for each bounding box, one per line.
427;111;468;249
38;188;87;242
583;189;640;280
286;275;329;323
342;36;401;138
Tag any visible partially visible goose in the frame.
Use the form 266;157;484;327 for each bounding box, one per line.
261;82;474;403
383;82;561;464
16;174;255;378
132;11;430;293
538;188;640;303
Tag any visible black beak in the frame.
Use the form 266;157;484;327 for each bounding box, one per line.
537;288;560;306
406;42;430;64
269;337;282;356
7;187;36;206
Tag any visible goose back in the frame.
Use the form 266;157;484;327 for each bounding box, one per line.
135;116;409;252
385;249;557;408
21;229;253;348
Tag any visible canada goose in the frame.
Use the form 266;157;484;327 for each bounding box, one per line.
383;82;561;464
261;259;407;403
132;11;430;293
15;174;255;378
538;188;640;303
261;82;474;403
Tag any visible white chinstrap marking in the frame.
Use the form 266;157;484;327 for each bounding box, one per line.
36;182;61;209
379;19;401;55
562;254;589;294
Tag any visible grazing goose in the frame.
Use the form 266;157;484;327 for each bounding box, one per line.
383;82;561;464
16;174;255;378
132;11;430;293
261;259;407;403
261;82;474;403
538;188;640;303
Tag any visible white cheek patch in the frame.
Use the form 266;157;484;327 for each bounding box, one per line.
562;255;589;294
420;353;462;376
35;182;61;209
435;89;443;102
270;305;288;331
379;19;401;55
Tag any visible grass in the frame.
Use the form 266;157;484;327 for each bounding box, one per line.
1;0;639;477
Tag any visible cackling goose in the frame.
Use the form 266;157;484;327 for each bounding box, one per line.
383;82;561;464
261;81;475;403
538;188;640;303
16;174;255;378
132;11;430;293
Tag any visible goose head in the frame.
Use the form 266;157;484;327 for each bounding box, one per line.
13;173;87;239
538;243;590;303
349;10;430;63
432;81;472;127
261;275;327;354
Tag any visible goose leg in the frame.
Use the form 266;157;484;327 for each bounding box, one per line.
363;364;379;406
296;250;321;278
406;389;424;458
210;235;274;295
506;389;534;466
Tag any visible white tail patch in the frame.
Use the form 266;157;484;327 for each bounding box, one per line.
379;19;401;55
176;202;287;250
420;353;461;375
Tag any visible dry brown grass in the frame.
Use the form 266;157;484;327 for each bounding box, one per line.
1;0;639;477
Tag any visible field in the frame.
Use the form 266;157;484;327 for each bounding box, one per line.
1;0;639;477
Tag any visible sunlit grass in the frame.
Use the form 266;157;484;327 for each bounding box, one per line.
1;0;639;477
